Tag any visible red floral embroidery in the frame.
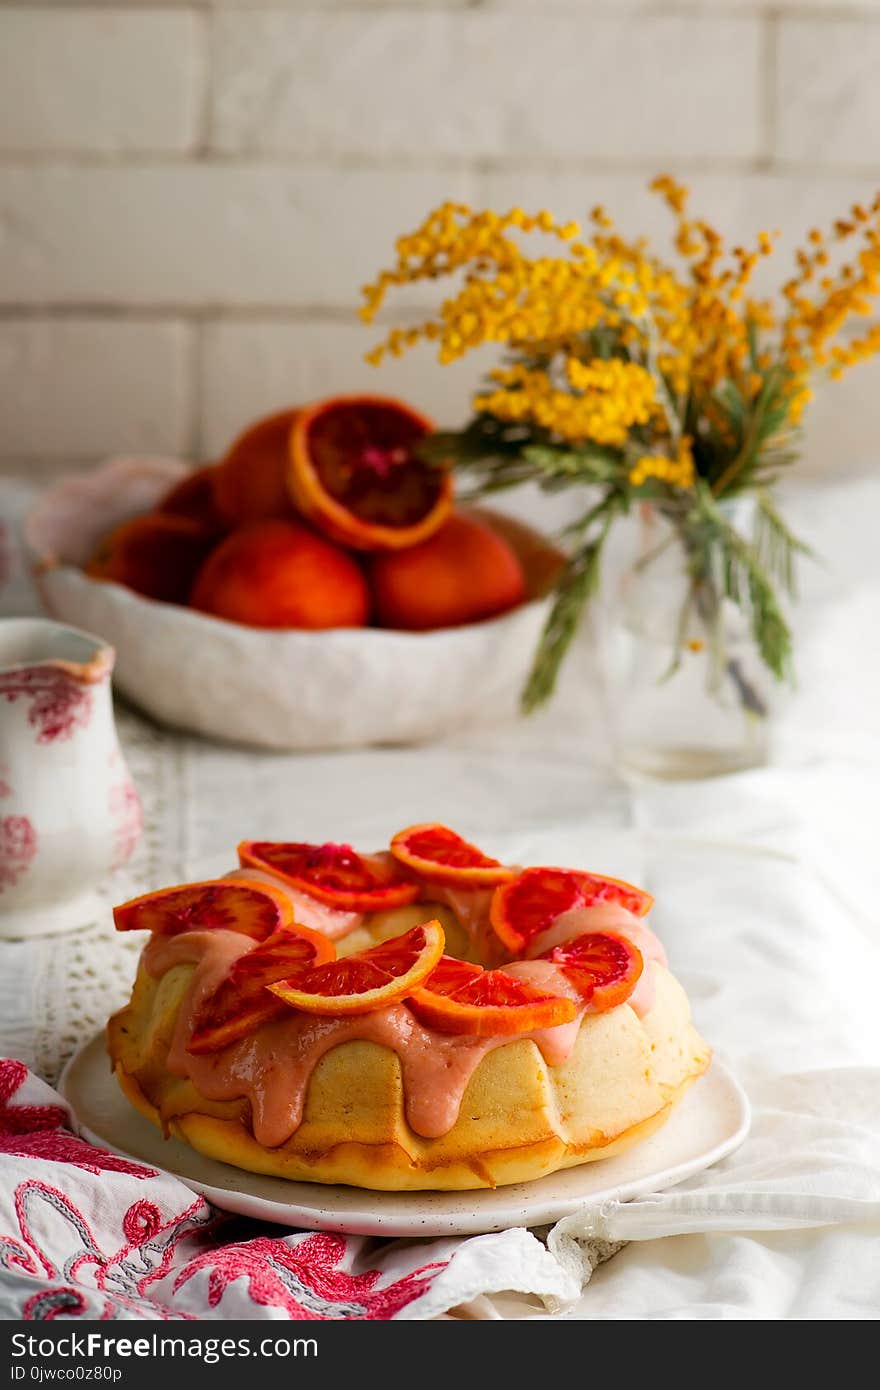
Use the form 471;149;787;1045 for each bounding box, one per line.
123;1200;163;1244
22;1287;89;1320
0;815;36;891
0;1060;451;1321
173;1232;444;1320
0;1060;155;1179
108;775;143;870
0;669;93;744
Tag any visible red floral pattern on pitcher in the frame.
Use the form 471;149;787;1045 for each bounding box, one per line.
0;816;36;891
108;775;143;870
0;669;93;744
0;522;10;593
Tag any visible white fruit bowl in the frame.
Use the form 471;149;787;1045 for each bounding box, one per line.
24;458;562;751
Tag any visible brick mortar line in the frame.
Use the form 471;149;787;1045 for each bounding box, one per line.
0;2;480;9
183;322;203;458
0;305;431;323
760;10;779;170
2;304;877;332
3;154;878;177
1;3;879;17
193;7;213;159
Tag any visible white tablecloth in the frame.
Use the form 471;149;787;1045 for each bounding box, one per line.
1;471;879;1319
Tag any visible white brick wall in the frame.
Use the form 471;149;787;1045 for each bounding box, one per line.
0;319;191;457
1;2;880;474
211;13;762;162
0;10;204;155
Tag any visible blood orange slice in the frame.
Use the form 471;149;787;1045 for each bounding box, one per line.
408;955;576;1036
268;920;444;1016
238;841;418;912
541;932;643;1012
390;823;515;887
490;866;654;954
113;878;292;941
288;396;452;551
188;926;336;1055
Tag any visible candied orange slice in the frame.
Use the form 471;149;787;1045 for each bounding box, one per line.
540;932;643;1012
390;822;515;887
268;921;444;1016
237;840;418;912
490;866;654;954
188;925;336;1055
408;955;576;1036
288;396;452;551
113;878;293;941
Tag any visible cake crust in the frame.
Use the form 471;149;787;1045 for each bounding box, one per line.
107;954;710;1191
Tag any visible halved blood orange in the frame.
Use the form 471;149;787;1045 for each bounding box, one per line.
268;920;444;1016
540;932;643;1012
113;878;293;941
288;396;453;551
213;408;299;525
408;955;576;1036
390;823;515;887
238;841;418;912
188;925;336;1055
490;866;654;954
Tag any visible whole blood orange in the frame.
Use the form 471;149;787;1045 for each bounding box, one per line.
113;878;293;941
371;512;526;631
157;465;226;533
238;841;419;912
390;823;514;887
289;396;452;550
268;920;445;1015
539;931;643;1012
86;513;217;605
213;409;299;525
189;519;370;629
408;955;576;1036
188;925;336;1054
490;866;654;955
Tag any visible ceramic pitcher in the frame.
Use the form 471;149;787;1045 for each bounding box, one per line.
0;618;142;938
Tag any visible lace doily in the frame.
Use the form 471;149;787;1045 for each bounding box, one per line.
26;708;188;1083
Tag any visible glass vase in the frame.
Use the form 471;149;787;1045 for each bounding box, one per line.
604;501;773;779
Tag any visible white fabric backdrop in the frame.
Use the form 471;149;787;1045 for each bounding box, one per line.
1;471;879;1318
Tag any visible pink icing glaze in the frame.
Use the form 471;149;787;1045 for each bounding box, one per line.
418;882;494;937
525;904;667;1017
225;867;363;940
143;930;586;1144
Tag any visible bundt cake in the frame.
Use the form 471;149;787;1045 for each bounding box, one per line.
107;824;710;1191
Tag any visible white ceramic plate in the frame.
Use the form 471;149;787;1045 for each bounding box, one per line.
60;1033;750;1238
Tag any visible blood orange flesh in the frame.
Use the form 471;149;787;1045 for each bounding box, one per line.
238;841;418;912
490;866;654;954
188;926;336;1054
268;920;445;1015
390;822;515;886
289;396;453;551
113;879;291;941
541;931;643;1012
408;955;576;1036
